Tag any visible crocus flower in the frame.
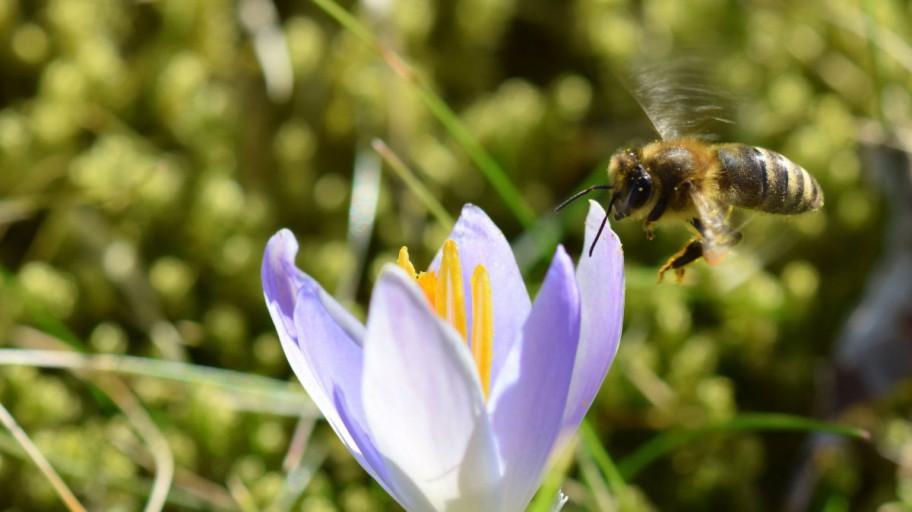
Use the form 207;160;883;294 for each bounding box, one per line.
262;202;624;512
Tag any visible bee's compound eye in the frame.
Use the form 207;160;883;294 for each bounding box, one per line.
627;172;653;209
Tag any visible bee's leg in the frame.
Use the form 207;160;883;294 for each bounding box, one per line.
657;238;704;283
654;217;708;281
644;197;668;240
690;217;705;236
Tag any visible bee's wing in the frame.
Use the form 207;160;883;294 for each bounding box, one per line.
626;56;733;141
688;187;739;266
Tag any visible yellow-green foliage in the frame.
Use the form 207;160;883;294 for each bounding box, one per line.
0;0;909;510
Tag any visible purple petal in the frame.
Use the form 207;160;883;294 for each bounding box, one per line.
290;285;402;497
362;267;502;512
488;246;581;512
263;231;395;498
555;201;625;452
262;230;304;347
262;230;365;346
430;204;531;388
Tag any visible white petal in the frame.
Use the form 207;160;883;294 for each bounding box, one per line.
362;267;503;512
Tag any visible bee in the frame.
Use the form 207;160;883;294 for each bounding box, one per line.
558;61;824;281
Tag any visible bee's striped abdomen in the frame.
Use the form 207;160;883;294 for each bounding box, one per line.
715;144;824;214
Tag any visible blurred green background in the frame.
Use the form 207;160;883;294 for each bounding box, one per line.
1;0;910;510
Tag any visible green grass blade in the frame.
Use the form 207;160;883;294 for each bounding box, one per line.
413;85;537;226
0;349;316;417
579;419;628;500
310;0;536;227
526;457;572;512
617;412;870;480
372;139;455;228
0;265;86;351
0;401;88;512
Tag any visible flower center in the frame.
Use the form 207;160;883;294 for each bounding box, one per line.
397;241;494;400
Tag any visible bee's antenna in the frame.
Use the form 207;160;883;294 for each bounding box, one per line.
588;194;618;257
555;184;612;212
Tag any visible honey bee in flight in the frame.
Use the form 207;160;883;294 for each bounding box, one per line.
558;61;824;281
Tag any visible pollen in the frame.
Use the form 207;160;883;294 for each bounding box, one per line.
397;241;495;400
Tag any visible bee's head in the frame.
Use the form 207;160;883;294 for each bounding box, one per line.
607;149;654;221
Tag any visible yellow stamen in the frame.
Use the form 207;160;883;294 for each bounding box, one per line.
399;247;438;307
436;240;467;342
396;240;495;401
397;247;417;278
471;265;494;400
416;271;437;308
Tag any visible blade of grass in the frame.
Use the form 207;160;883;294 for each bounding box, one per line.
549;490;569;512
227;473;260;512
95;376;174;512
579;419;627;503
310;0;536;227
337;143;383;304
617;412;870;480
825;3;912;74
511;212;563;274
0;265;86;350
576;440;614;511
0;430;236;510
0;348;316;417
526;436;577;512
238;0;294;102
282;418;316;472
413;83;537;226
372;138;455;228
268;437;328;512
0;400;88;512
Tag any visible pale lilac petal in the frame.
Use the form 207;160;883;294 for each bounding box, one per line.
556;200;625;453
291;286;404;499
362;267;502;512
263;231;396;499
430;204;531;386
488;246;581;512
262;229;365;346
262;232;356;428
